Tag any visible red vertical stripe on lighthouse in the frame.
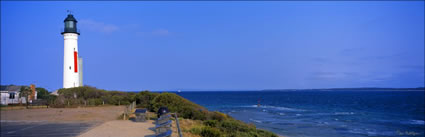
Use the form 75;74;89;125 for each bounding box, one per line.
74;51;78;73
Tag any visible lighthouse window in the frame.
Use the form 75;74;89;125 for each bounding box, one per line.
66;21;74;28
69;66;71;70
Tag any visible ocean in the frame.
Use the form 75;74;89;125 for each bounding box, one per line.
176;91;425;137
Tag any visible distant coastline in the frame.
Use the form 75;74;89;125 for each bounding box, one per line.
126;87;425;92
262;87;425;92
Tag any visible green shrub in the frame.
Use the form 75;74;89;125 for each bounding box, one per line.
55;86;135;106
151;93;208;120
209;111;229;121
189;127;202;135
220;119;251;133
36;87;49;100
87;98;103;106
204;120;218;127
200;127;222;137
256;129;279;137
135;91;159;110
51;95;66;107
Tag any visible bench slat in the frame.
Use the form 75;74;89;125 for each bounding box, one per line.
156;130;172;137
155;120;172;128
157;114;172;121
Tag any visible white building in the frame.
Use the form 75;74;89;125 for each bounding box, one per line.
62;13;83;88
0;85;37;105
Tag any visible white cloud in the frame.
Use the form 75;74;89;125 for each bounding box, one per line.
79;19;119;33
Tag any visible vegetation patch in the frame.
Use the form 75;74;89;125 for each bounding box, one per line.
149;93;277;137
47;86;278;137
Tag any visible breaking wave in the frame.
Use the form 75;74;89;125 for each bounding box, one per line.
242;105;305;111
408;120;425;125
334;112;355;115
249;118;263;123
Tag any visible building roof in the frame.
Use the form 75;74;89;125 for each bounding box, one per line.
0;85;22;92
64;14;77;22
51;90;59;96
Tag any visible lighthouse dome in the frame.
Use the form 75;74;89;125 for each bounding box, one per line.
62;14;79;35
64;14;77;22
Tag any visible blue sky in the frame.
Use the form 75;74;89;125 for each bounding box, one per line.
1;2;424;91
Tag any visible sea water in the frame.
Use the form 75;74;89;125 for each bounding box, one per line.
177;91;425;137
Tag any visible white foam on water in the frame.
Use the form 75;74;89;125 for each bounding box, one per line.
366;131;378;136
315;121;329;126
334;112;355;115
249;118;263;123
348;128;398;136
409;120;425;125
243;105;305;111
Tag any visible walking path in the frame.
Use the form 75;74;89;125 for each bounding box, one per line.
1;121;96;137
77;120;156;137
1;106;180;137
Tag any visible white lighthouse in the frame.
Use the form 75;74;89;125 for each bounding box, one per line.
62;14;82;88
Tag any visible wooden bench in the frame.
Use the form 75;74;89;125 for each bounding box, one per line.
155;114;173;137
134;108;147;122
156;130;172;137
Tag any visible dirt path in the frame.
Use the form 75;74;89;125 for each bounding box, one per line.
78;120;156;137
1;106;181;137
1;106;125;122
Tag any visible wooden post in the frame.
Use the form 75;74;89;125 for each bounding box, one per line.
174;113;183;137
123;107;127;120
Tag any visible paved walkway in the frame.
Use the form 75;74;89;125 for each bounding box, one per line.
1;121;96;137
77;120;156;137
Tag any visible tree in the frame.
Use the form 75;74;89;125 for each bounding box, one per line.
36;87;49;100
19;86;32;109
135;91;159;110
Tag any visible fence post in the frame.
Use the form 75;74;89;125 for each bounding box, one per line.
123;106;127;120
174;113;183;137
